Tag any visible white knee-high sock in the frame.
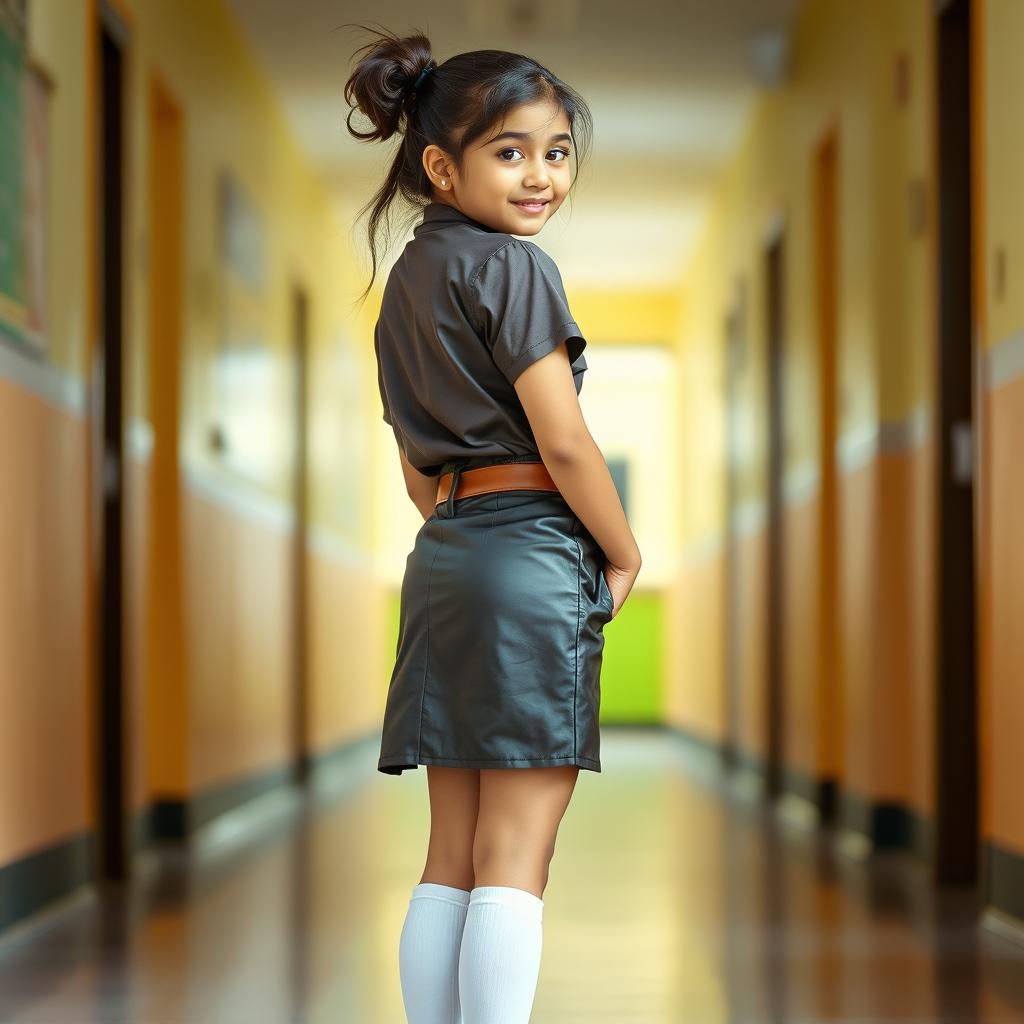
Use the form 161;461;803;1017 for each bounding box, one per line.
458;885;544;1024
399;881;472;1024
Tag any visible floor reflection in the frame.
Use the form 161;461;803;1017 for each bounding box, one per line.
0;728;1022;1022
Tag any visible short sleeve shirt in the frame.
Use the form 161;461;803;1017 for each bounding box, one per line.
373;201;587;477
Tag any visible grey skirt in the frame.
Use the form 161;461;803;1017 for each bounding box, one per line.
377;455;613;775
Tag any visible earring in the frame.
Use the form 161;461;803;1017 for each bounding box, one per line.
440;178;447;187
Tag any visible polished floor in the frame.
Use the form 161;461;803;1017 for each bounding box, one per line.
1;728;1023;1023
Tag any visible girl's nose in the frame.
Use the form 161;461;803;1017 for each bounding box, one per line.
523;159;551;187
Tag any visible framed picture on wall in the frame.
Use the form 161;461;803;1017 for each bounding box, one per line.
21;58;52;354
0;0;52;358
213;169;284;487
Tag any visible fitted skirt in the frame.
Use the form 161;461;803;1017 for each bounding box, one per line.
377;461;613;775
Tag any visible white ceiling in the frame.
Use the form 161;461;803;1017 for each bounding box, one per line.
222;0;802;288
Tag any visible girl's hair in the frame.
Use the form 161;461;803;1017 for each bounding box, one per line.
342;24;593;301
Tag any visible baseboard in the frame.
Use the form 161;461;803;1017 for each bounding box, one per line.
0;831;95;934
659;723;939;858
985;838;1024;925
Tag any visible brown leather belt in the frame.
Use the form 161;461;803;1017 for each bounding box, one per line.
435;461;558;506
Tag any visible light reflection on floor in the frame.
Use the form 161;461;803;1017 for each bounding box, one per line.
0;727;1022;1023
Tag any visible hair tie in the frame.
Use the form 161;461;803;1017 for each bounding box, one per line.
410;61;436;97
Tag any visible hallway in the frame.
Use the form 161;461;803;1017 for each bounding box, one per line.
5;0;1024;1018
2;728;1021;1023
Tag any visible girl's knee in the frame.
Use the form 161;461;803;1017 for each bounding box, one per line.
472;827;555;877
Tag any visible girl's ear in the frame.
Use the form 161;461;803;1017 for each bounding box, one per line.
422;145;454;189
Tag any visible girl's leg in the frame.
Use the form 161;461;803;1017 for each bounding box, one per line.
399;767;480;1024
421;765;480;892
458;766;580;1023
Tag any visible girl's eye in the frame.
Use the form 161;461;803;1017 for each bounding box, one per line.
497;148;572;162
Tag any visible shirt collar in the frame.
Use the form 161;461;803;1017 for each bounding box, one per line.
414;201;500;235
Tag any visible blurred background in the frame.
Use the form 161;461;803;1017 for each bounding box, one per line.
2;0;1023;1020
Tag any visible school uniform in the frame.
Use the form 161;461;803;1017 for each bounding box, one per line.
374;200;612;776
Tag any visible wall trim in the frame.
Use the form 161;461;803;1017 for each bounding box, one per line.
0;342;87;417
656;726;941;867
783;459;820;504
837;404;932;474
782;763;838;822
986;838;1024;927
149;731;379;841
734;496;767;537
878;403;932;453
981;906;1024;950
838;788;915;851
679;403;931;568
679;532;725;568
181;461;372;570
837;420;880;474
0;831;95;935
183;462;297;533
126;416;154;461
307;523;370;566
986;330;1024;391
151;763;293;839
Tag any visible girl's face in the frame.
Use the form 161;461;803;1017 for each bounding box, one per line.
424;98;574;236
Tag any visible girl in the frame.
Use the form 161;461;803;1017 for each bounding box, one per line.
344;26;642;1024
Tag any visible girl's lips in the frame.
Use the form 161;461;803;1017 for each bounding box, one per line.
512;200;549;214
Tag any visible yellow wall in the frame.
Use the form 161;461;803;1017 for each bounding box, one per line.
979;0;1024;856
0;0;93;869
668;0;936;815
1;0;391;874
120;0;387;798
667;0;1024;879
5;0;1023;927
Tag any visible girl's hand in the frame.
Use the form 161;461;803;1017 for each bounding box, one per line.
602;559;641;620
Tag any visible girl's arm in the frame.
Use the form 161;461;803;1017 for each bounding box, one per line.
398;446;440;521
514;343;642;613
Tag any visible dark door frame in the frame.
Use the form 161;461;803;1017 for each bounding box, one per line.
93;0;130;881
722;277;746;773
813;124;841;824
933;0;979;886
290;282;311;785
763;217;786;801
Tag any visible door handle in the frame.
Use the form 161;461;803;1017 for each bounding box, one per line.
950;420;973;486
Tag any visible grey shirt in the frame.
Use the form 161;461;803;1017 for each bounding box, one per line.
373;201;588;477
